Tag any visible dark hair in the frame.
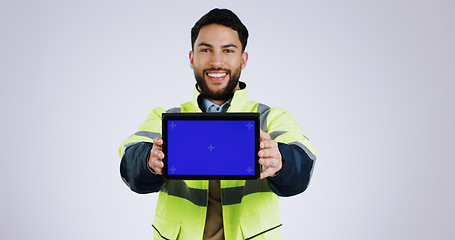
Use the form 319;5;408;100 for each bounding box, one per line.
191;8;249;52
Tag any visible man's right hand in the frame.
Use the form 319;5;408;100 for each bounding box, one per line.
148;137;165;174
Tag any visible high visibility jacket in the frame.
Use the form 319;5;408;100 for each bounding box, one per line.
119;83;317;240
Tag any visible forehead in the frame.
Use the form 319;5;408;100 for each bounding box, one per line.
194;24;241;47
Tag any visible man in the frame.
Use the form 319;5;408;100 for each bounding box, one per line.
119;8;317;240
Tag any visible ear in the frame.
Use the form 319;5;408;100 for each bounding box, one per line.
241;52;248;69
189;51;194;69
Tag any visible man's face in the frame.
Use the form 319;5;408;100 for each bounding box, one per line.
190;24;248;103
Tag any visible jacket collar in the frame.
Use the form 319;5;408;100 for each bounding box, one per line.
191;82;248;112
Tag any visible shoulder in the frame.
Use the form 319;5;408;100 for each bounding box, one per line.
255;102;289;119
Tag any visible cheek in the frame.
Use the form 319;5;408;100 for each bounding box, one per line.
193;54;209;64
231;57;244;68
192;65;205;76
191;60;201;71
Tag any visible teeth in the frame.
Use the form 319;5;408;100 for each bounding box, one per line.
208;73;227;78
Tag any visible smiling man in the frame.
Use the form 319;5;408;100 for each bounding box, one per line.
190;23;247;106
119;8;317;240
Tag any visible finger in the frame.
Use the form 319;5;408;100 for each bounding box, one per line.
148;145;164;175
149;158;164;168
258;148;274;158
151;148;165;159
150;162;163;174
260;139;277;149
153;137;163;147
154;159;164;169
147;157;164;174
152;146;162;155
260;167;277;179
260;130;271;141
259;158;274;168
149;157;164;174
261;147;282;159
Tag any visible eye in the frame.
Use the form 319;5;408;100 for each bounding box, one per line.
224;49;234;53
200;48;210;52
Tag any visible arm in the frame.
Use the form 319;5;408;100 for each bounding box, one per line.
119;107;167;194
267;142;314;196
259;107;317;197
120;142;165;194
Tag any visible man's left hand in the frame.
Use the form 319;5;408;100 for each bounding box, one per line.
258;130;283;179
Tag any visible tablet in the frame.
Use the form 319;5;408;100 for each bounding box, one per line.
162;113;260;180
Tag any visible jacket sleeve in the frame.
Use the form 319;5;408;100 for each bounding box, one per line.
119;107;166;194
120;142;165;194
266;143;314;196
263;107;317;197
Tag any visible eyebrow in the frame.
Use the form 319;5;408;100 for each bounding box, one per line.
197;42;239;49
222;44;239;49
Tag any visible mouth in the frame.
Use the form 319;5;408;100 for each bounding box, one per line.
205;70;229;82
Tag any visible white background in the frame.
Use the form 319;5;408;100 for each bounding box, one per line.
1;0;454;239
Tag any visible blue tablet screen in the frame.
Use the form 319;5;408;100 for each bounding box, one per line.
166;120;256;176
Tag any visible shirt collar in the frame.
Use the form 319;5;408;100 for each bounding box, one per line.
197;95;232;112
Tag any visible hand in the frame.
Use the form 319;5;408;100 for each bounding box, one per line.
148;137;165;174
258;130;283;179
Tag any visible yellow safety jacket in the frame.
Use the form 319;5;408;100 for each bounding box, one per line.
120;84;317;240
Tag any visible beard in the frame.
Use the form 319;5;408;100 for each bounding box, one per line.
194;65;242;101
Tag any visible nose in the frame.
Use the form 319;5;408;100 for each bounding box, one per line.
209;50;224;68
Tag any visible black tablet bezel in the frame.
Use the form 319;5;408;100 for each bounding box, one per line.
162;112;260;180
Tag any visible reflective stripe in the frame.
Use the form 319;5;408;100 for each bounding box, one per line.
288;141;317;183
161;180;208;207
221;180;272;206
268;131;287;140
124;142;139;149
134;131;161;139
289;141;316;161
258;103;271;132
160;180;272;207
123;131;161;149
166;107;182;113
121;177;130;188
124;108;179;148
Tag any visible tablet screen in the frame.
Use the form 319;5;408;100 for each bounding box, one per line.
162;113;260;179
